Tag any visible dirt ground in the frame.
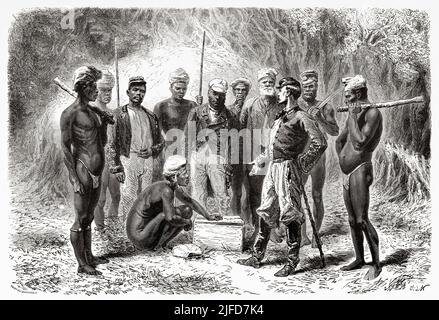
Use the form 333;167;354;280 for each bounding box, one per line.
8;160;431;296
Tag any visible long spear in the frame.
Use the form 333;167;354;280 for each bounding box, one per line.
114;37;120;107
198;31;206;105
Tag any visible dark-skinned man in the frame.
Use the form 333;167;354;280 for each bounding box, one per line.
226;77;251;217
60;66;112;275
93;70;121;233
185;79;235;233
107;76;164;219
126;155;221;251
298;70;339;247
153;68;198;163
336;75;383;280
237;77;327;276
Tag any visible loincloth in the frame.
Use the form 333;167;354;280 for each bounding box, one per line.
343;161;372;191
77;158;100;189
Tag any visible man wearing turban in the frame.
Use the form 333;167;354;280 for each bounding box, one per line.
336;75;383;280
153;68;199;181
60;65;112;275
239;67;284;252
298;70;339;247
126;155;220;251
92;70;121;234
184;78;235;234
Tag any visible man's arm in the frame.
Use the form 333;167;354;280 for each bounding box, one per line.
106;109;125;182
297;113;328;173
348;107;382;151
316;103;339;136
161;187;191;226
150;112;165;158
175;187;219;220
335;118;349;155
60;108;83;194
184;109;197;159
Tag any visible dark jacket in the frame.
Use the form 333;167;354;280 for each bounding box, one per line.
185;103;238;159
272;106;327;173
107;104;164;173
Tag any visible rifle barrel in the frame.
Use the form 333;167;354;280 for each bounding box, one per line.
337;96;424;112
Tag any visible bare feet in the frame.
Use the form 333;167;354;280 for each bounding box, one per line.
78;265;102;276
341;259;365;271
364;264;382;280
86;252;109;266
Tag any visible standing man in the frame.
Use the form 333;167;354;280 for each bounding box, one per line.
227;77;251;217
336;75;383;280
237;77;327;276
153;68;198;181
93;70;121;232
126;155;221;251
107;76;164;218
60;66;112;275
240;68;284;252
298;70;339;247
185;78;235;221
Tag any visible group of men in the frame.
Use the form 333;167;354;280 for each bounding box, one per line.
60;64;383;280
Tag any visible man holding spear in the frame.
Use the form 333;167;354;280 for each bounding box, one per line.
237;77;327;277
336;75;383;280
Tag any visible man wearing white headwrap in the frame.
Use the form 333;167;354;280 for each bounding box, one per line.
126;155;220;250
336;75;383;280
185;78;236;227
92;70;121;233
297;70;339;248
153;68;199;181
60;65;113;275
239;67;284;252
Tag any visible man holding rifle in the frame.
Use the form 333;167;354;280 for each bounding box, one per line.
237;77;327;277
335;75;383;280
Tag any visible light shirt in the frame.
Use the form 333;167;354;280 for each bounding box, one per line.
127;106;153;153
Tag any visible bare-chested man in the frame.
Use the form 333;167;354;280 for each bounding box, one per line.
226;77;251;217
153;68;198;180
126;155;221;250
336;75;383;280
93;70;121;232
60;66;112;275
298;70;339;247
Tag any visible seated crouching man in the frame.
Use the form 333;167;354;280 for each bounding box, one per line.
126;155;221;251
237;77;327;277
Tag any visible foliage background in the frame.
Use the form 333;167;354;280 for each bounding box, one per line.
8;8;430;205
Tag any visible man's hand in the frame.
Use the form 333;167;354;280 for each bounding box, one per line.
195;95;203;105
348;102;362;116
225;165;233;189
309;106;322;119
138;147;152;159
249;159;266;176
72;179;85;195
183;220;193;231
115;171;125;183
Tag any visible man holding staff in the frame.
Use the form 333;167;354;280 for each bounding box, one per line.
336;75;383;280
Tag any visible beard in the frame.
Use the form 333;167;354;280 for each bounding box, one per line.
259;86;276;97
